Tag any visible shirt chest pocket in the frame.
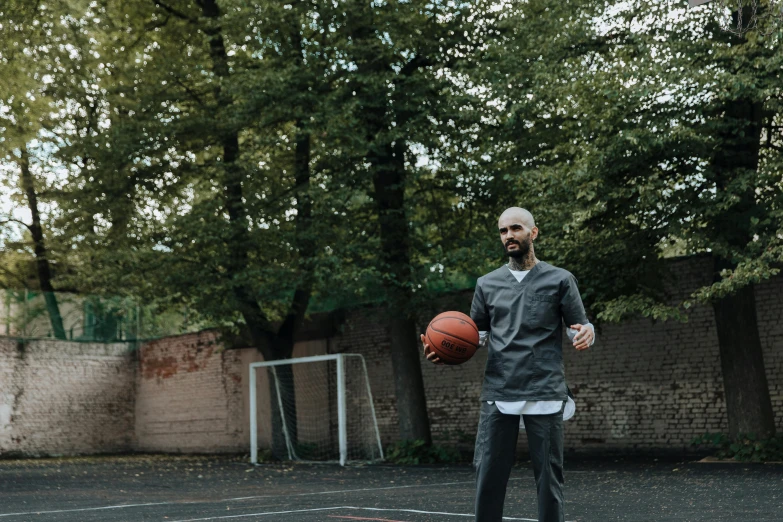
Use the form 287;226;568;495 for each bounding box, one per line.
527;292;559;325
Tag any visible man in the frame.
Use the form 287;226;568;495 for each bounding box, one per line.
421;207;594;522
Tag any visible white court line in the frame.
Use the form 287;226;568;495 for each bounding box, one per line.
170;506;544;522
222;476;539;503
0;477;551;520
0;479;477;518
223;480;477;501
0;502;173;518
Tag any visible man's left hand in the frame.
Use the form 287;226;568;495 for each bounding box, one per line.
570;323;594;351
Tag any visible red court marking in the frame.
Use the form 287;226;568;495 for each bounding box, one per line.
327;515;405;522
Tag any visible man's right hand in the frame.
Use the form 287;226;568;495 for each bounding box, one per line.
420;334;444;365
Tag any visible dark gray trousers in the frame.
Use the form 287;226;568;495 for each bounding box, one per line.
474;402;565;522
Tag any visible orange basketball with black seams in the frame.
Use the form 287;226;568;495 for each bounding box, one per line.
425;311;479;365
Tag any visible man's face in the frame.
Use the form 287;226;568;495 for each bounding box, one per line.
498;214;537;259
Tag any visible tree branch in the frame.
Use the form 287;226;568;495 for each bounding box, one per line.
0;265;30;288
399;54;433;78
171;76;208;107
127;15;173;49
0;218;33;232
151;0;198;23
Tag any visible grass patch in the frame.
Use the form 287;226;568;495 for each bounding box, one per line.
384;439;463;465
692;433;783;462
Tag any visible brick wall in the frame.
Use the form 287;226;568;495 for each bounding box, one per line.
564;256;783;453
134;332;329;454
1;255;781;457
134;330;246;453
561;256;726;453
330;255;783;455
0;338;135;457
755;273;783;429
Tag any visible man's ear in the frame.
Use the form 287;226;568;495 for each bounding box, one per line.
531;226;539;241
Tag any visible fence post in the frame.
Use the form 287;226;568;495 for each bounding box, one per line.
4;289;10;335
136;303;142;350
23;288;28;337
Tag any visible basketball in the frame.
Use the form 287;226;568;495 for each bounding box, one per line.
425;311;480;365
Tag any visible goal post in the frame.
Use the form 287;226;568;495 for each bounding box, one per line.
249;354;384;466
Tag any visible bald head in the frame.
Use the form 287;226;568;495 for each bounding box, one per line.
498;207;535;229
498;207;538;259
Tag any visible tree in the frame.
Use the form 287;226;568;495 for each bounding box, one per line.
482;0;782;438
39;0;379;455
0;1;79;339
325;0;498;443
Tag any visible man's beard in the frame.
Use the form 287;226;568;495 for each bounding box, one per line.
505;237;532;259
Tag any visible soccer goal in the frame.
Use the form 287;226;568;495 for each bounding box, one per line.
249;354;384;466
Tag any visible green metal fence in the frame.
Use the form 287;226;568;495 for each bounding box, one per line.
1;289;205;342
1;271;478;343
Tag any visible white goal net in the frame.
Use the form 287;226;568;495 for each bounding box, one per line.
249;354;384;465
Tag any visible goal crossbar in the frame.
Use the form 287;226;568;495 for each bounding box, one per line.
249;353;384;466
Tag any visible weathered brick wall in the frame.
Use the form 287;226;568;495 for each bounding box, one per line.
1;255;780;457
330;309;401;444
134;332;327;454
755;274;783;430
331;255;783;455
0;338;135;457
134;330;246;453
561;256;727;453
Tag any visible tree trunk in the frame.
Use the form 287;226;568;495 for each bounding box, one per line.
267;336;299;459
712;278;775;438
349;11;433;441
198;0;310;458
268;125;312;458
371;140;432;443
19;148;66;340
347;5;434;442
710;64;775;437
389;312;431;441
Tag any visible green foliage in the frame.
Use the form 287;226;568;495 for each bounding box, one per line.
596;295;687;324
480;0;783;322
2;0;782;330
292;442;320;461
254;448;274;463
692;433;783;462
384;439;462;465
434;429;476;447
0;0;497;332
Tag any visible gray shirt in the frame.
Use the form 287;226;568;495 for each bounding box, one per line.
470;261;589;402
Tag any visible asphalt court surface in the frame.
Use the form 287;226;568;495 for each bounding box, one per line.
1;455;782;521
